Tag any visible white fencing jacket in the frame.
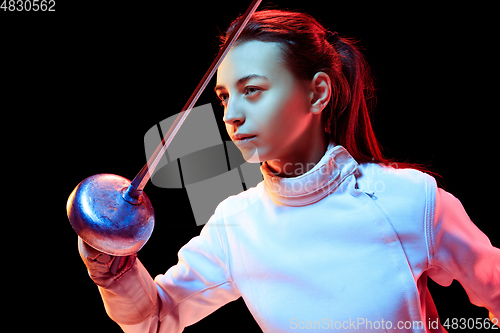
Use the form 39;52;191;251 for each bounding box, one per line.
97;144;500;332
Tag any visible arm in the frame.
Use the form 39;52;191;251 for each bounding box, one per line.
78;208;240;332
426;188;500;320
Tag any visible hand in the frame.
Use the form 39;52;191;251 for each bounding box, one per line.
78;237;136;287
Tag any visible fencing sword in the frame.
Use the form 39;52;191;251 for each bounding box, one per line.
67;0;262;260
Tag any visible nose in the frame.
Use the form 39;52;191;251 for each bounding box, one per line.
223;98;245;126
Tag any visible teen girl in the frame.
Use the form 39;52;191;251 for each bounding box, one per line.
77;9;499;332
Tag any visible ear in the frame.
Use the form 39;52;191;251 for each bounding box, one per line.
309;72;332;114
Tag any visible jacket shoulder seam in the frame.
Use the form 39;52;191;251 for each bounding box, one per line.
424;175;437;269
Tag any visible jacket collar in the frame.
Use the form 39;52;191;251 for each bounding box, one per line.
260;143;358;206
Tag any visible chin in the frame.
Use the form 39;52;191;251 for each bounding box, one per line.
239;145;262;163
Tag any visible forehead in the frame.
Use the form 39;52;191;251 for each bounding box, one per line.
216;40;287;87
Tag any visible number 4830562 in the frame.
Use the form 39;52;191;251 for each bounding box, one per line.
1;0;56;11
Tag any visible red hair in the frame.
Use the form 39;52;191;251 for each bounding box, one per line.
221;9;427;170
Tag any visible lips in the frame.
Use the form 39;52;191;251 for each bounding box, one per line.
232;134;257;144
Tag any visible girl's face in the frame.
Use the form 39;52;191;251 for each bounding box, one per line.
216;40;327;175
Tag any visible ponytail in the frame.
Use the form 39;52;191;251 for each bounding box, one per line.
328;37;384;163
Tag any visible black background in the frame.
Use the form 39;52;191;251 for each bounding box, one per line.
2;1;497;331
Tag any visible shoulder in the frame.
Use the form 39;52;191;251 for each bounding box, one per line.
195;185;265;258
210;181;266;222
356;164;439;267
356;163;436;197
355;163;438;231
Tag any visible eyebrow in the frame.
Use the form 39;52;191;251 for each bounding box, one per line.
214;74;268;93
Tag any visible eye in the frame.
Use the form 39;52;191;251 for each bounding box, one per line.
217;93;229;106
244;86;261;97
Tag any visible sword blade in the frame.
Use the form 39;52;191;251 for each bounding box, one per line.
127;0;262;198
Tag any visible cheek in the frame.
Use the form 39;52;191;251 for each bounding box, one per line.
260;86;310;140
